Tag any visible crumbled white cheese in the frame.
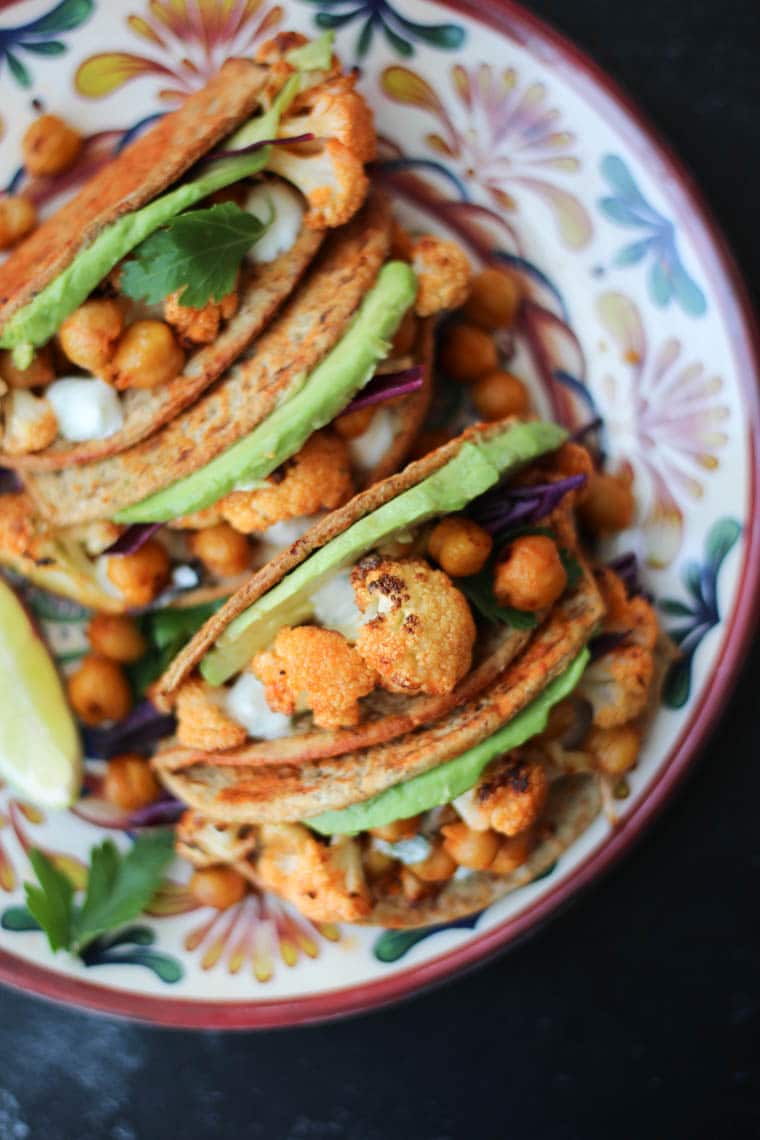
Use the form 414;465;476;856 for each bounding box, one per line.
310;569;365;641
225;672;292;740
245;180;305;263
172;564;201;589
348;408;395;474
260;515;315;551
46;377;123;442
374;835;432;866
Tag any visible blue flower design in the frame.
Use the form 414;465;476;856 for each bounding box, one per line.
659;517;741;708
599;155;707;317
0;0;94;89
300;0;465;58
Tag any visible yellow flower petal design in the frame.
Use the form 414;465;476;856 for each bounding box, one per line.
76;53;170;98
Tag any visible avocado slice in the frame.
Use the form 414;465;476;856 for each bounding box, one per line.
115;260;419;525
307;649;589;835
0;63;310;365
200;418;568;684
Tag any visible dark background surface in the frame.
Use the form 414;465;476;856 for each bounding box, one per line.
1;2;759;1138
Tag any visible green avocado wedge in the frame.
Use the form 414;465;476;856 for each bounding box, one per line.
200;418;568;685
115;260;419;525
0;35;335;365
307;649;589;835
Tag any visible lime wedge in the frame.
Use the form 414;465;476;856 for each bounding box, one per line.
0;578;82;809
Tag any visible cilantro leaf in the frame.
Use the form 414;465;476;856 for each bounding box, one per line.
24;849;74;953
459;568;539;630
128;601;223;697
24;832;175;957
120;202;270;309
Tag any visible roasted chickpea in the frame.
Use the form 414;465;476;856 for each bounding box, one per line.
0;345;54;389
0;195;37;250
67;654;133;726
188;524;251;579
542;698;581;742
22;113;81;176
111;320;185;390
391;309;418;356
493;534;567;612
190;866;248;910
105;540;171;607
439;322;499;384
585;723;641;776
103;753;161;811
408;428;451;461
489;830;535;875
364;846;397;881
472;370;529;421
333;405;374;439
441;822;500;870
427;516;493;577
410;842;457;883
59;299;125;375
462;267;522;330
578;470;635;536
87;613;147;664
369;816;422;843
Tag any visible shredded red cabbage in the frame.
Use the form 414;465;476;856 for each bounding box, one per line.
81;700;175;760
105;523;162;556
128;795;184;828
569;417;603;444
608;551;640;594
207;132;315;160
0;466;22;495
470;472;587;535
588;630;630;661
343;366;425;415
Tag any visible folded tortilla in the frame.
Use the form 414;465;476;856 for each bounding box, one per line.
24;193;393;525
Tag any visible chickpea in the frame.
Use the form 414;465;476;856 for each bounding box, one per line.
489;830;535;875
585;723;641;776
542;698;580;742
111;320;185;390
472;370;529;421
334;405;374;440
391;309;418;356
59;299;124;376
493;535;567;612
105;539;171;608
441;822;499;870
67;654;133;726
22;113;81;177
103;753;161;811
364;846;397;881
427;516;493;577
462;267;522;330
188;524;251;579
578;470;635;536
0;195;37;250
408;428;451;461
0;345;54;389
439;322;499;384
369;815;422;843
190;866;248;909
410;842;457;883
87;613;147;664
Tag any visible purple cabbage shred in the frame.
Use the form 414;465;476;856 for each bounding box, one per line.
470;472;587;535
588;630;630;661
207;132;315;160
81;700;176;760
343;366;424;415
105;523;162;556
128;795;185;828
0;466;22;495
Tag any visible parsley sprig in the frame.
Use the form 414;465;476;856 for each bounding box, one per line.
25;832;174;956
120;201;271;309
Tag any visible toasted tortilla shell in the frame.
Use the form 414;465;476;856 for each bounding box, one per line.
0;60;269;330
153;566;605;823
25;193;393;526
4;227;324;470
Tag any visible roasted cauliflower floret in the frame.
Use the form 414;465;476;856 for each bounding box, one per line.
453;753;549;837
252;626;377;729
218;430;354;534
285;75;376;163
1;390;58;454
175;677;248;751
176;811;257;869
351;556;476;696
577;644;654;728
595;566;657;650
163;282;239;346
63;519;124;556
411;235;472;317
267;137;369;229
0;492;46;560
254;824;371;922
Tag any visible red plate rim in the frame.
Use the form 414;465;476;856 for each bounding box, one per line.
2;0;759;1030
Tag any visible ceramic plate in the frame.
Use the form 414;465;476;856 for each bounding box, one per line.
1;0;758;1029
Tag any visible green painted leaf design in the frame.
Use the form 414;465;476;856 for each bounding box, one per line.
663;656;691;709
373;927;436;963
705;517;741;573
27;0;94;36
1;905;41;933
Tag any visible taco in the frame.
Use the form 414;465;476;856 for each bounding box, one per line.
0;32;375;469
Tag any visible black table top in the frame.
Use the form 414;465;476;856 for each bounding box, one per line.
2;3;759;1138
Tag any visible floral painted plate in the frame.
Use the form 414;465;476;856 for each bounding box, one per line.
1;0;758;1029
